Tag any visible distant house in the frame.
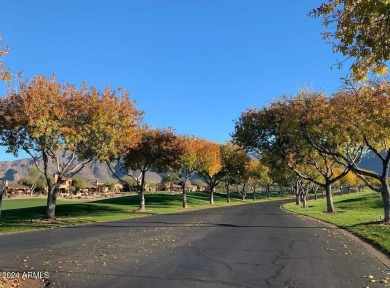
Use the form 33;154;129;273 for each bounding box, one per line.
157;181;197;192
58;177;72;193
113;183;124;193
3;180;30;196
144;182;157;192
122;181;159;192
157;182;181;192
83;181;108;193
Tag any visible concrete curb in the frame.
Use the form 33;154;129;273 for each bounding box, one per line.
280;204;390;269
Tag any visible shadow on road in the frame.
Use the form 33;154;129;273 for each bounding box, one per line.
62;221;338;230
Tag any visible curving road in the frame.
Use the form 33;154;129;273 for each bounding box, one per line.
0;200;389;288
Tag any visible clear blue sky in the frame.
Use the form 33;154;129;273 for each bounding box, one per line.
0;0;349;161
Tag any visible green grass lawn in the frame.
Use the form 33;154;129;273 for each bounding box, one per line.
284;190;390;254
0;191;291;234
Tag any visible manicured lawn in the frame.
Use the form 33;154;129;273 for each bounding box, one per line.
0;191;291;234
284;190;390;254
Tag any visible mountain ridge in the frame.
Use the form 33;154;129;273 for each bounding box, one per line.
0;155;162;184
0;152;383;184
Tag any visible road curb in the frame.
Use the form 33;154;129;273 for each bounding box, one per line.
280;204;390;269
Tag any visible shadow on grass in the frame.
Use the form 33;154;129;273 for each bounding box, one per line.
1;202;129;222
336;195;383;209
1;205;47;220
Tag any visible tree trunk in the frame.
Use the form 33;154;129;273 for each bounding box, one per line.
303;195;308;208
210;187;214;205
139;191;145;211
295;194;300;205
44;153;57;219
325;183;335;213
30;185;36;197
182;190;187;208
293;183;299;205
226;183;230;203
267;184;271;199
253;186;256;201
182;182;188;208
241;182;246;200
45;186;56;219
300;194;308;208
53;187;58;207
138;170;146;211
381;179;390;222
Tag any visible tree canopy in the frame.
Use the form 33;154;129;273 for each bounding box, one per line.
197;140;223;205
233;91;350;212
109;127;185;210
310;0;390;80
0;75;142;218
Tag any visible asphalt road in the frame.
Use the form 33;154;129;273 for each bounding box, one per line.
0;200;389;288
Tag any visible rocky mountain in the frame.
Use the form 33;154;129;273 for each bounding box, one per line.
0;153;162;184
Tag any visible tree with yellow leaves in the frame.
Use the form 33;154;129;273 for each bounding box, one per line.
0;33;11;82
233;91;350;212
197;141;223;205
0;33;21;83
245;159;271;200
174;136;206;208
337;170;359;194
310;0;390;81
324;80;390;221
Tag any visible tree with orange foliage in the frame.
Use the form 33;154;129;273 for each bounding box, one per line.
197;141;223;205
0;34;10;214
0;33;21;83
0;76;141;219
107;128;185;211
0;33;10;82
